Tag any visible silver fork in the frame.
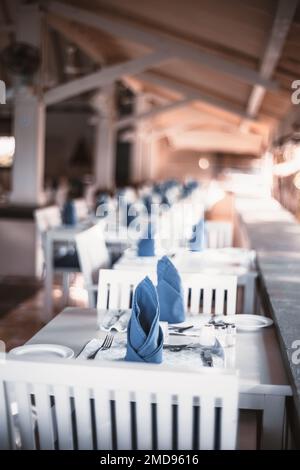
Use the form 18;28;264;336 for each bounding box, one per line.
87;334;114;359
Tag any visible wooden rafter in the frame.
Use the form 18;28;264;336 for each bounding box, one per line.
115;97;194;129
246;0;299;118
47;1;278;90
137;72;254;120
44;51;170;105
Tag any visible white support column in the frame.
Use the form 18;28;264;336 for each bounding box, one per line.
92;85;116;189
131;93;150;183
146;131;158;181
11;90;45;205
10;4;45;206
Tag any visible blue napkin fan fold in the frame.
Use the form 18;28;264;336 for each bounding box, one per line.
157;256;185;323
126;277;163;364
137;223;155;256
190;218;206;251
62;200;77;226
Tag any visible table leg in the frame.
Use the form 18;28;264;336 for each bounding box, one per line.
45;234;53;321
62;272;69;307
243;273;256;314
261;395;286;449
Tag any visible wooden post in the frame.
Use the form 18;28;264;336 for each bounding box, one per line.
131;93;150;183
92;85;116;189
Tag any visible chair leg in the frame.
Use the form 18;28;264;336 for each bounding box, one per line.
62;272;70;306
88;290;96;309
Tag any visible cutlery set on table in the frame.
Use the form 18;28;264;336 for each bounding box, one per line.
8;308;273;369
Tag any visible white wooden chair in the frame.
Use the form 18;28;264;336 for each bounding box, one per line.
74;198;89;221
34;206;80;303
0;358;238;450
97;269;237;315
205;221;233;248
35;206;62;241
75;223;111;307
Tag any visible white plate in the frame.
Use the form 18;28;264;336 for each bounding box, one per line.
223;314;273;331
9;344;74;359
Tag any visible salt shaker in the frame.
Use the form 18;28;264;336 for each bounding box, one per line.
199;324;215;346
226;324;236;347
217;326;227;347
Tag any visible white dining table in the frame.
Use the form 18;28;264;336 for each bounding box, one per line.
27;307;292;450
44;222;133;319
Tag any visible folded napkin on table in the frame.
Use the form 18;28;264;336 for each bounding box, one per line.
157;256;185;323
137;223;155;257
125;277;163;363
189;218;205;251
62;200;77;226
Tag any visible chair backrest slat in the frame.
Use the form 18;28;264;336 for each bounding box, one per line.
1;359;238;450
199;395;216;450
34;383;55;449
177;394;194;450
156;394;173;450
52;384;74;450
73;387;93;450
135;391;153;450
114;390;133;450
220;395;239;450
0;381;10;450
94;388;113;450
205;222;233;249
14;382;36;449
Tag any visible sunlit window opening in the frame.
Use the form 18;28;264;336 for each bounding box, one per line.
0;136;15;167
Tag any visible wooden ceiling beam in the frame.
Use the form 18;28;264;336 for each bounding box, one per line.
47;13;105;65
246;0;299;118
115;97;195;129
44;50;169;105
137;71;253;120
47;1;278;90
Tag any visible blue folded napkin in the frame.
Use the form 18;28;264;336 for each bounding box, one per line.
62;200;77;226
189;218;206;251
126;277;163;363
127;202;138;227
157;256;185;323
137;223;155;256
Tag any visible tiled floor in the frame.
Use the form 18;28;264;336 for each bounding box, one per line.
0;274;87;352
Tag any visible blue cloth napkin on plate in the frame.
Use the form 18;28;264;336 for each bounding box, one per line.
126;277;163;363
157;256;185;323
62;200;77;226
137;223;155;256
189;218;206;251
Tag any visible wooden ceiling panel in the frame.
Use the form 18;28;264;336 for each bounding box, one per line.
151;60;252;106
64;0;275;61
260;90;294;119
46;13;149;65
43;1;300;141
